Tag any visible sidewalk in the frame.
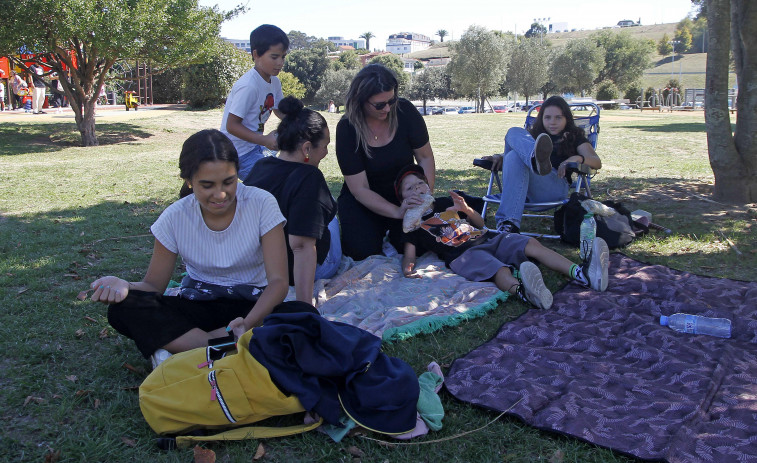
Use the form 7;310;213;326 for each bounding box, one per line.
0;103;185;121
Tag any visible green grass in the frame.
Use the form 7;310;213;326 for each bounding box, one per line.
1;107;755;462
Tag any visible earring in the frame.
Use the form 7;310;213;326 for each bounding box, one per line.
304;153;310;163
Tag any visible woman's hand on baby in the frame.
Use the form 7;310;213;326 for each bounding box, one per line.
90;276;129;304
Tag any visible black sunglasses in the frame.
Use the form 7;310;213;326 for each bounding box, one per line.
367;96;398;110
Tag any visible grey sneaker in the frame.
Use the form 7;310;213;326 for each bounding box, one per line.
516;262;553;310
533;133;553;175
150;348;172;369
582;237;610;291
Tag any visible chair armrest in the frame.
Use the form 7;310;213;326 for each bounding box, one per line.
473;157;495;171
564;161;595;176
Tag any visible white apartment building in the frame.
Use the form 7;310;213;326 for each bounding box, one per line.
386;32;431;54
328;37;366;49
222;37;251;53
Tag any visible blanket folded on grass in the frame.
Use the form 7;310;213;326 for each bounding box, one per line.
312;253;507;342
445;254;757;462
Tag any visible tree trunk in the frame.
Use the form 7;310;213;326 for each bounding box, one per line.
705;0;757;203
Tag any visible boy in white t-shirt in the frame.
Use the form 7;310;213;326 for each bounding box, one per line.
220;24;289;181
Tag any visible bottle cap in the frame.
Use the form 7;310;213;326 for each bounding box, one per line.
659;315;668;326
584;213;593;218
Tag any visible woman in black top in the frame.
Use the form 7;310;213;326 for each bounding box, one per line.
245;97;339;303
335;64;436;260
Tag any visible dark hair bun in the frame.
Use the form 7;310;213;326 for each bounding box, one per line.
278;96;304;118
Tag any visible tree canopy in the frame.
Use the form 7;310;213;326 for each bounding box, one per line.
448;26;510;112
0;0;228;145
551;39;604;96
284;44;331;103
407;66;449;111
506;38;549;103
591;30;653;91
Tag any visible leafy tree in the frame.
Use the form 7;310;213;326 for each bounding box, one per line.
0;0;228;146
278;71;306;99
314;68;357;109
591;30;653;91
674;25;693;52
658;34;674;55
360;32;374;51
332;50;360;71
414;60;424;71
506;38;549;104
437;30;448;42
524;22;547;40
703;0;756;203
448;25;510;112
283;44;330;103
369;54;410;92
406;66;448;113
288;30;317;50
182;41;252;108
550;39;604;96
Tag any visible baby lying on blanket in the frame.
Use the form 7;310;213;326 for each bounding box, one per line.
394;165;610;310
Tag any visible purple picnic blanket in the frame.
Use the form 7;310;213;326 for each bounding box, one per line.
446;254;757;462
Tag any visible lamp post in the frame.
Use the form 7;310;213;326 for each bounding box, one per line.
533;17;550;45
669;40;680;80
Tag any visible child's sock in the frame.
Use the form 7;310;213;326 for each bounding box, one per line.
570;264;589;286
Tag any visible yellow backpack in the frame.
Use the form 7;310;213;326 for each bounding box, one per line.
139;330;322;449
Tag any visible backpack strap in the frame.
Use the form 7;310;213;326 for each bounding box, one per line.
174;417;323;448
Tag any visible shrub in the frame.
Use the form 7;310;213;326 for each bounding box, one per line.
595;81;619;101
182;41;253;108
151;67;183;104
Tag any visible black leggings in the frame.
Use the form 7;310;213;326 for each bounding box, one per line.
108;291;318;358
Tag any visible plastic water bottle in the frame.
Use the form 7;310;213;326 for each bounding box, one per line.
659;313;732;338
579;213;596;260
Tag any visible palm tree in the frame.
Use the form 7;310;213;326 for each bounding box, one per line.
360;32;374;51
437;29;448;42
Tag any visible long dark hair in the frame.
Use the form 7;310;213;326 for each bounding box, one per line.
344;64;399;156
529;96;585;159
276;96;328;152
178;129;238;198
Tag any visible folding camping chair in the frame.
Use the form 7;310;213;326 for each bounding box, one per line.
473;102;601;239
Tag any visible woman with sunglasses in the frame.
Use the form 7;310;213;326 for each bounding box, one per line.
335;64;436;260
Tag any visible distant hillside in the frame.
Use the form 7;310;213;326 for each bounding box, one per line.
406;23;736;93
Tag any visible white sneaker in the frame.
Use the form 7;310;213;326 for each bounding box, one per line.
582;237;609;291
517;262;553;310
150;348;172;369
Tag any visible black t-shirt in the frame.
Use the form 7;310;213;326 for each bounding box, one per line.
548;131;590;169
244;157;337;286
335;98;430;204
402;197;496;266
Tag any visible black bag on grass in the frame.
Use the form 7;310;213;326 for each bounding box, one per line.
554;193;647;248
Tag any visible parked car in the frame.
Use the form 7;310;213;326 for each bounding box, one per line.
431;106;445;115
458;106;475;114
492;105;510;113
415;106;434;115
442;107;458;115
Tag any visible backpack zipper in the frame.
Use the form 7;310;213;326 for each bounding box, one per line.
207;370;236;423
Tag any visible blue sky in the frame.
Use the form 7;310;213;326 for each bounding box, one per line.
199;0;697;50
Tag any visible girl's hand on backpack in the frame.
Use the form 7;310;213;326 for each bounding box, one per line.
227;317;247;339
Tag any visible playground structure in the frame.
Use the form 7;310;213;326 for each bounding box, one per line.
636;87;737;113
109;60;153;109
